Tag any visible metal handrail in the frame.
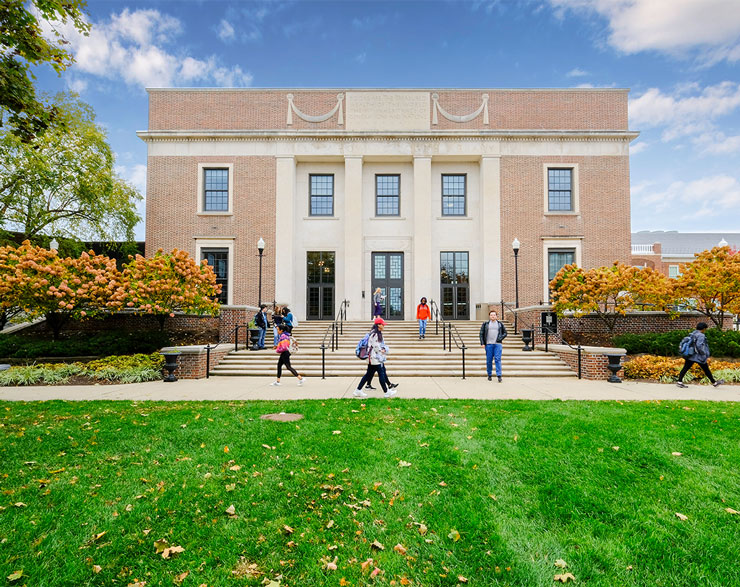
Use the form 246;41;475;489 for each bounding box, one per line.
532;323;581;379
227;323;251;352
493;301;519;334
428;299;468;379
319;299;350;379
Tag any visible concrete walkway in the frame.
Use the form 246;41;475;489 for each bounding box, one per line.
0;376;738;402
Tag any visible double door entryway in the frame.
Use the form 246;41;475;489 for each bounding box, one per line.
306;251;469;321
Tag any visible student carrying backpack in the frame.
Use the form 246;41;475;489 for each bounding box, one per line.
355;332;371;360
676;323;725;388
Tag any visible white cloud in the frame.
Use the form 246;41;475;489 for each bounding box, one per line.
634;174;740;217
217;19;236;42
629;141;648;155
41;8;252;89
549;0;740;63
566;67;589;77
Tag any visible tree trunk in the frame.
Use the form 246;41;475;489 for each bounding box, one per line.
45;312;69;341
157;314;166;331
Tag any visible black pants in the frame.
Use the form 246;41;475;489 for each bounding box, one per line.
365;364;391;386
277;351;299;379
358;364;388;393
678;359;715;383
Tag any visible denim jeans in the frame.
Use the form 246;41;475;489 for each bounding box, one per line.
258;327;266;349
485;343;503;377
418;319;427;337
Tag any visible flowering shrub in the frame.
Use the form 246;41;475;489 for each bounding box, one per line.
624;355;740;383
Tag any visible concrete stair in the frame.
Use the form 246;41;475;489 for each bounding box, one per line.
210;320;575;378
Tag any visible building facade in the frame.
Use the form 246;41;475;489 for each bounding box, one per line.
139;88;636;321
632;231;740;277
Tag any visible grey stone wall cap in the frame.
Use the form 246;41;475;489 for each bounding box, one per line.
539;344;626;355
511;305;553;313
220;305;260;311
160;344;231;354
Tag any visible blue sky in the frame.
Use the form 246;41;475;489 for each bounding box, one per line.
34;0;740;240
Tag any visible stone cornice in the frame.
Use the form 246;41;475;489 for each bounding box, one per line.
137;129;639;143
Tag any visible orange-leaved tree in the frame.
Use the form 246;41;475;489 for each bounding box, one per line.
0;240;122;339
550;261;675;333
674;246;740;330
115;249;221;330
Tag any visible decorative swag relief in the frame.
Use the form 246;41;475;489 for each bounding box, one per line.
287;93;344;125
432;93;489;125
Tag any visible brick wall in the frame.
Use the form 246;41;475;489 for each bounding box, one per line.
543;344;626;381
146;155;276;306
161;344;232;379
500;155;632;308
218;306;257;344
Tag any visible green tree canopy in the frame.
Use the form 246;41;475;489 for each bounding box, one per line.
0;92;142;243
1;0;89;141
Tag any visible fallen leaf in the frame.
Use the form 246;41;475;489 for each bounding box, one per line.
154;539;169;554
283;525;294;534
225;504;236;516
675;512;688;521
224;446;229;453
554;572;576;583
92;531;107;542
340;579;350;586
439;481;447;487
671;452;682;456
128;582;147;587
262;444;272;450
332;430;342;435
448;529;461;542
13;503;26;508
458;576;468;583
394;544;407;555
174;571;189;585
361;558;374;571
229;465;241;471
7;570;23;582
554;559;568;569
370;567;382;578
398;461;412;468
371;540;385;551
226;483;236;492
326;520;334;529
417;523;428;536
162;545;184;559
92;565;102;573
325;556;338;571
726;508;739;515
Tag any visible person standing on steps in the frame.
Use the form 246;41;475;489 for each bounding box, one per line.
282;306;294;333
480;309;507;382
676;322;725;388
416;297;431;339
254;304;269;350
373;288;385;318
354;317;397;398
272;304;283;348
270;323;304;387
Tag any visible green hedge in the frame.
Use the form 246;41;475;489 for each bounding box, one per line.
613;328;740;357
0;330;172;359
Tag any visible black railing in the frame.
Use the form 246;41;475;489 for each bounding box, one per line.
205;343;216;379
319;299;350;379
229;323;251;352
494;301;519;334
429;299;468;379
531;323;581;379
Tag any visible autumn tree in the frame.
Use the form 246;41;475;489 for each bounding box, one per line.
550;262;675;333
0;93;141;242
1;0;89;141
674;246;740;330
115;249;221;330
0;240;121;339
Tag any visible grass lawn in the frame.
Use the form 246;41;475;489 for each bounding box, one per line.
1;400;740;586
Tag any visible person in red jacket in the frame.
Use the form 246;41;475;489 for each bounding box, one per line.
416;297;431;339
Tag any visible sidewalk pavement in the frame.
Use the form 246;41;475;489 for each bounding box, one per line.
1;376;739;402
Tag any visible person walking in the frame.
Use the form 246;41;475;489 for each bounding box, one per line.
676;322;725;388
373;288;385;318
364;340;399;391
479;309;508;382
254;304;269;350
270;323;304;386
354;317;397;398
272;305;283;348
416;297;431;339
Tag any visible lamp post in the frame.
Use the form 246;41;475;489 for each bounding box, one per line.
512;238;520;335
257;237;265;307
49;238;59;252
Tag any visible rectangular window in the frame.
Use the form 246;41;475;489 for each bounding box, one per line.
548;248;576;282
309;174;334;216
548;168;573;212
668;265;680;279
376;174;400;216
442;174;466;216
204;168;229;212
201;248;229;304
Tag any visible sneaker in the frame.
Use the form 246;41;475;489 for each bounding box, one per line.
298;378;305;386
389;383;399;389
488;375;492;381
270;381;281;386
365;385;377;390
676;381;688;388
498;376;502;383
353;389;368;398
713;379;726;387
383;389;398;398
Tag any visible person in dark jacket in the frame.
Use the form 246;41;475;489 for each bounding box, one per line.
676;322;725;388
479;309;508;382
254;304;269;350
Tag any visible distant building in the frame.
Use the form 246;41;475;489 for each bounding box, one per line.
632;231;740;277
139;88;636;320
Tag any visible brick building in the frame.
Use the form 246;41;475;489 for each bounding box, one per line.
139;88;636;321
632;231;740;277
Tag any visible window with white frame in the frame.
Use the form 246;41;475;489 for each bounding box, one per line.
201;248;229;304
198;163;233;214
668;265;680;279
310;174;334;216
442;174;466;216
547;168;573;212
376;174;400;216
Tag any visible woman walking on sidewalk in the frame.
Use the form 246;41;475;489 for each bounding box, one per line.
676;322;725;388
354;317;397;398
416;297;431;339
270;323;304;387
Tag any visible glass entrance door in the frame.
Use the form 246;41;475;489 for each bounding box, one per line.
371;252;404;320
440;252;470;320
306;252;335;320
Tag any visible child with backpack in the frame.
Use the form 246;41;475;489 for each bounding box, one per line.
270;323;304;387
676;322;725;388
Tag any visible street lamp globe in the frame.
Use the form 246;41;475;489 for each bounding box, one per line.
512;238;520;254
257;237;265;253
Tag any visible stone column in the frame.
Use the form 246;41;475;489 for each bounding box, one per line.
413;156;433;310
480;156;502;305
344;155;364;320
275;156;295;304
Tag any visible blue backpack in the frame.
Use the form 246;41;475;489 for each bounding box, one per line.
679;335;695;358
355;333;371;360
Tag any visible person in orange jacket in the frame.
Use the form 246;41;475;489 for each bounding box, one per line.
416;297;431;339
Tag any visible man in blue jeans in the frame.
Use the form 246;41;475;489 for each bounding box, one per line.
479;309;508;382
255;305;269;350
